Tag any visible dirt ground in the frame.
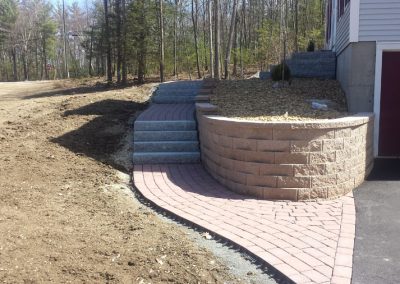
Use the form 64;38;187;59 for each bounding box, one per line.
0;79;243;283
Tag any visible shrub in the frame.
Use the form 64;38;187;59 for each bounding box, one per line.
307;40;315;52
271;63;291;81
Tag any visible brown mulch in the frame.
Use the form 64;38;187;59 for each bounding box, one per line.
211;79;349;121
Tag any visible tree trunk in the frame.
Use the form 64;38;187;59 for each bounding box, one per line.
224;0;237;79
208;0;214;78
116;0;122;83
62;0;69;79
35;40;39;80
232;15;238;76
202;0;208;71
173;0;179;78
294;0;299;52
89;26;94;76
12;47;17;81
214;0;220;80
159;0;165;82
121;0;127;84
138;0;146;84
22;51;28;81
104;0;112;84
241;0;247;47
43;37;48;80
192;0;201;78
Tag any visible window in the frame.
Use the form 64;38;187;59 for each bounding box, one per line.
338;0;350;19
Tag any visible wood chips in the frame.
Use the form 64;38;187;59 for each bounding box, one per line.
211;79;349;121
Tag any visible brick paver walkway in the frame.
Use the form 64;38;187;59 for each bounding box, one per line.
133;164;355;284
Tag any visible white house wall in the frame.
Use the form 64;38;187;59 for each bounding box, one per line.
359;0;400;41
336;4;351;54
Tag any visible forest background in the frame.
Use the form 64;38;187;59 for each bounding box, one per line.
0;0;327;83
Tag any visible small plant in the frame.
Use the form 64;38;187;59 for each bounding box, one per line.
307;40;315;52
271;63;291;81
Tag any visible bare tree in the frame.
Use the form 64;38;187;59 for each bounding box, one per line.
224;0;237;79
116;0;122;83
159;0;165;82
121;0;127;84
208;0;214;78
191;0;201;78
137;0;146;84
173;0;180;78
103;0;112;83
62;0;69;79
213;0;220;80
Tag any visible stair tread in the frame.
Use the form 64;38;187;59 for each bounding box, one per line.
134;151;200;155
135;130;197;133
134;141;199;144
136;119;196;122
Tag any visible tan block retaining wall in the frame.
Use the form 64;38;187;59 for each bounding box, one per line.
196;104;374;201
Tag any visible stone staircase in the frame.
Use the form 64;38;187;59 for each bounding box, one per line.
133;81;204;164
151;81;203;104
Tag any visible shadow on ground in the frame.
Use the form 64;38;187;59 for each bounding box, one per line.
51;99;148;172
23;77;164;100
23;82;129;100
367;158;400;181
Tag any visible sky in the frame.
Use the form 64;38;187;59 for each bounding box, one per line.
50;0;88;8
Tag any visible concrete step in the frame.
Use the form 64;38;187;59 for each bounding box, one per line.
135;120;197;131
134;141;199;152
155;90;200;96
158;81;203;89
195;95;210;102
133;152;200;164
152;96;197;104
134;130;198;141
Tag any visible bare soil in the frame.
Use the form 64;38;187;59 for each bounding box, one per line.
212;79;348;121
0;80;242;283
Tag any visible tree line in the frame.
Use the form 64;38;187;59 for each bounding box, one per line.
0;0;326;83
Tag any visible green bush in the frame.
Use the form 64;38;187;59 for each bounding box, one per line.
307;40;315;52
271;63;291;81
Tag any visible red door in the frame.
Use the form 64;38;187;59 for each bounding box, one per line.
379;51;400;157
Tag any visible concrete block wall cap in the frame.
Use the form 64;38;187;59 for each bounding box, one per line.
195;95;210;101
201;113;374;129
195;103;219;112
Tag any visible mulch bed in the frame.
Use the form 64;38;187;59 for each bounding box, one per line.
211;79;349;121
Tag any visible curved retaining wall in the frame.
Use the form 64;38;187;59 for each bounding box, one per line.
196;105;374;201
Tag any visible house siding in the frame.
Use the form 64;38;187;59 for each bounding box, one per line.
336;4;351;54
359;0;400;42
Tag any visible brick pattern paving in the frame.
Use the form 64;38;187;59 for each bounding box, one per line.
133;163;355;284
137;104;195;121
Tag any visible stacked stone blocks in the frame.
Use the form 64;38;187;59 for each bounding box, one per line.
196;107;374;201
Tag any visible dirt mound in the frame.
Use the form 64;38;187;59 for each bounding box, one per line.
0;80;242;283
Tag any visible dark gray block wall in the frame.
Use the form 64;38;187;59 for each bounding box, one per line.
286;51;336;79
